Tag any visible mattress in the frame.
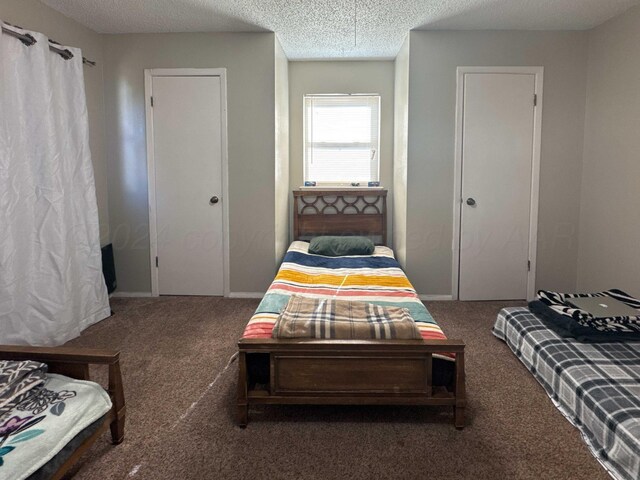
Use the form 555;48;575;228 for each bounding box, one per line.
0;374;112;480
493;307;640;480
27;415;106;480
242;241;452;360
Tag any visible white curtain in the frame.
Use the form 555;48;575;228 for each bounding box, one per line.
0;22;110;346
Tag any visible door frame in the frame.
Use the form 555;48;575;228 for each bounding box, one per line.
144;68;230;297
451;66;544;301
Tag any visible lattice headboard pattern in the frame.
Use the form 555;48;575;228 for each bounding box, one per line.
293;189;387;245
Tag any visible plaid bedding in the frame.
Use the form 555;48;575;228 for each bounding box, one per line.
242;241;452;359
493;307;640;480
272;295;422;340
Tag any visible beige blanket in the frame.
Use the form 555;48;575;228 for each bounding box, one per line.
272;295;422;340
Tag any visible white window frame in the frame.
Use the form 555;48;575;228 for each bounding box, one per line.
303;94;381;187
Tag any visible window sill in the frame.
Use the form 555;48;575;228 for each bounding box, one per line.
298;185;384;190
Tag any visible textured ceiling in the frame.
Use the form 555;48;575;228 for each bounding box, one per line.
40;0;639;59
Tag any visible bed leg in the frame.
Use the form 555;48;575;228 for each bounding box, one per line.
110;413;126;444
453;348;466;430
238;403;248;428
454;405;465;430
237;351;248;428
108;360;126;444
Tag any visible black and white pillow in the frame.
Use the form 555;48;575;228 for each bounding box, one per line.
537;289;640;333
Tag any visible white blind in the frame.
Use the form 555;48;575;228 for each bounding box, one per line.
304;94;380;184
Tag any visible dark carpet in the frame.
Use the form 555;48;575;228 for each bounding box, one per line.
63;297;610;480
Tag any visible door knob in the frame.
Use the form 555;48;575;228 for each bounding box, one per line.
466;198;476;206
210;196;219;205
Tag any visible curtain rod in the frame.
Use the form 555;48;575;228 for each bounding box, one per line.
1;24;96;66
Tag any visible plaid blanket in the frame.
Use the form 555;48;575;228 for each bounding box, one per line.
272;295;422;340
0;360;47;422
493;307;640;480
242;241;453;360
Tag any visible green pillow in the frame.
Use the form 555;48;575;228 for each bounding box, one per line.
308;236;375;257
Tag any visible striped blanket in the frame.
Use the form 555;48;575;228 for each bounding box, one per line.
272;295;422;340
242;241;452;360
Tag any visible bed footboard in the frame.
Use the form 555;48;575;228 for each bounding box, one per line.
0;345;126;444
237;339;466;429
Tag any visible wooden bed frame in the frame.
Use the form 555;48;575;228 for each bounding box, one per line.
238;189;466;428
292;188;388;245
0;345;125;479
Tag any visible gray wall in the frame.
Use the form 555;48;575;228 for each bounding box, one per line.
577;6;640;297
393;36;410;267
288;61;396;242
103;33;277;293
274;38;290;265
8;3;637;298
0;0;110;246
406;30;589;295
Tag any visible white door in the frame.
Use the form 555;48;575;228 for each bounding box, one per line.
458;73;536;300
151;75;224;295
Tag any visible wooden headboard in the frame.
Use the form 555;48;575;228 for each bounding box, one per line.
293;189;387;245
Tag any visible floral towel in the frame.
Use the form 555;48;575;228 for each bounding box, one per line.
0;374;112;480
0;361;47;422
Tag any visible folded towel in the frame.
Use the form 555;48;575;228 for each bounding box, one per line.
0;360;47;421
272;295;422;340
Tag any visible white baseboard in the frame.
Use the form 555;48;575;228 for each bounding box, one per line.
111;291;450;302
418;294;454;301
227;292;265;299
110;291;154;298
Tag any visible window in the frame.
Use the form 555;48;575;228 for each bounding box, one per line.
304;94;380;185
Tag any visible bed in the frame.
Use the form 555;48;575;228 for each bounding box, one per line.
0;345;125;480
493;307;640;480
237;189;466;428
